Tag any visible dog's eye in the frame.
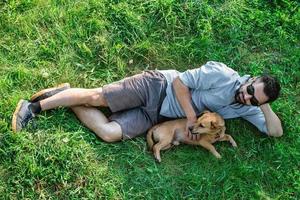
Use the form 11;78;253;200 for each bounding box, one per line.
199;124;204;128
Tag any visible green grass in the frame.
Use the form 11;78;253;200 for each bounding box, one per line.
0;0;299;199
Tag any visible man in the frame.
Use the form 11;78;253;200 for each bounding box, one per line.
12;61;283;141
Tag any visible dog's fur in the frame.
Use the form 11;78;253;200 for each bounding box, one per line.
147;111;237;162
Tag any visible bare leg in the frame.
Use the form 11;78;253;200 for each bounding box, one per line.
71;106;122;142
40;88;108;111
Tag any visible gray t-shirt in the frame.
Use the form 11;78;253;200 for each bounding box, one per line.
158;61;268;134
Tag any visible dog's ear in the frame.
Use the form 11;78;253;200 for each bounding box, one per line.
211;121;218;129
217;127;226;138
201;110;210;115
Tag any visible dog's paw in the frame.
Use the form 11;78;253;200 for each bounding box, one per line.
154;155;161;163
215;153;222;159
231;141;238;148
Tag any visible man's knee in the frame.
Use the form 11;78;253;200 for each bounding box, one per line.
95;123;122;143
100;134;120;143
87;88;108;107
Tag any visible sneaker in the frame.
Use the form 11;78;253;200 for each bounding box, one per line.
12;100;35;133
30;83;70;103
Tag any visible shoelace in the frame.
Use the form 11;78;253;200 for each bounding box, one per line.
20;110;35;127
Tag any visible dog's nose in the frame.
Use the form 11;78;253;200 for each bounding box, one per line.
188;126;193;132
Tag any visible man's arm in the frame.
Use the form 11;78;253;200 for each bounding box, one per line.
260;103;283;137
173;77;196;121
173;77;199;139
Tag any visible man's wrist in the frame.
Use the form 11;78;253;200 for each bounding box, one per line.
187;114;197;121
260;103;270;111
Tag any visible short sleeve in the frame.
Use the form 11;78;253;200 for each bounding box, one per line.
241;108;268;134
179;61;236;90
218;105;268;134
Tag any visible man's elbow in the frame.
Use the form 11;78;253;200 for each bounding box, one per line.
266;121;283;137
267;130;283;137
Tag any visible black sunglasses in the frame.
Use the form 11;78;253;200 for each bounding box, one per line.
246;81;260;106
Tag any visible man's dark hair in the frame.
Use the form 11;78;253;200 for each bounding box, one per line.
258;75;281;103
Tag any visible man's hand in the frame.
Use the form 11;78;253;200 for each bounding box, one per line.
185;116;200;141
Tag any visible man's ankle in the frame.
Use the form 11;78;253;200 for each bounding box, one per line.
28;102;41;115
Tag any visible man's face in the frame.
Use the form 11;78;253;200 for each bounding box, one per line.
235;78;269;106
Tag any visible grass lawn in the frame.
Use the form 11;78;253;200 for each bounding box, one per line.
0;0;299;199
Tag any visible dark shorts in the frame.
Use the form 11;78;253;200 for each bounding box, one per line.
102;70;167;140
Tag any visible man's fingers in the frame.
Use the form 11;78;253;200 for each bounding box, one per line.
188;133;200;141
186;120;202;141
187;130;193;140
187;129;200;141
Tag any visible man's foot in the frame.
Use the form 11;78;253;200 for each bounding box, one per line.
30;83;70;103
12;100;35;133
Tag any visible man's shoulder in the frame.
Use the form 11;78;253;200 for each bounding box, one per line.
200;61;239;82
203;61;236;73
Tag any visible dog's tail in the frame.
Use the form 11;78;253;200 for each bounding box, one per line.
147;125;158;151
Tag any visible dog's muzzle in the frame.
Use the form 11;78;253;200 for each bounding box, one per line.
189;126;199;135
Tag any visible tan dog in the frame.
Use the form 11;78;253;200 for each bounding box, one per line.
147;111;237;162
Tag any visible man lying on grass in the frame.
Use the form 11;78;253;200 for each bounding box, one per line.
12;61;283;141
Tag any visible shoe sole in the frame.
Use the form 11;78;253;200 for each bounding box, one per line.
30;83;70;103
12;99;25;133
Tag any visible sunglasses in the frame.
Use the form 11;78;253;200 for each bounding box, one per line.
246;81;260;106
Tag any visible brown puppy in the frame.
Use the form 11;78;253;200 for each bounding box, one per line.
147;111;237;162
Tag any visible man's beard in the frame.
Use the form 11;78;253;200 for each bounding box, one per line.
235;89;243;104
